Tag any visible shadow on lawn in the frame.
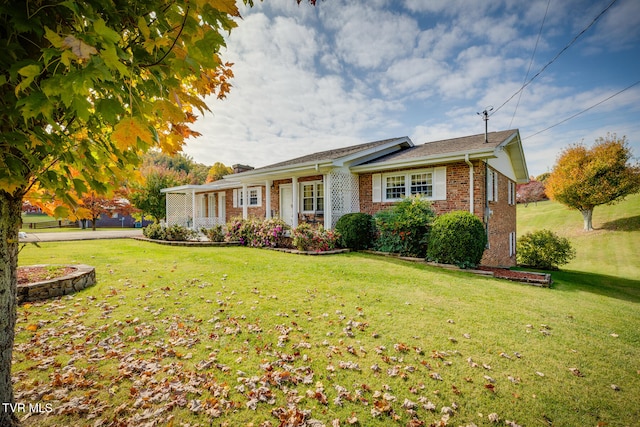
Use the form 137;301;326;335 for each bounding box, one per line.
600;215;640;232
551;269;640;304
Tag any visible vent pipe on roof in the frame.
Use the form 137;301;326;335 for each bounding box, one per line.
477;107;493;143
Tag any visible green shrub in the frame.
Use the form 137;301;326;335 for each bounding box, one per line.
143;223;165;240
335;213;375;250
144;223;196;241
200;225;226;242
292;223;340;252
426;211;487;268
517;229;576;270
164;224;197;241
374;196;436;257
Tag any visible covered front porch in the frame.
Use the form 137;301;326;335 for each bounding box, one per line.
162;167;361;230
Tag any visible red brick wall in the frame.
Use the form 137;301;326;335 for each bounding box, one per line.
480;165;517;267
358;161;517;267
225;187;267;219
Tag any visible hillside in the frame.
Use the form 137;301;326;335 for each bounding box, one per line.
517;192;640;298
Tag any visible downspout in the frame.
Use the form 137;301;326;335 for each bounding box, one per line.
464;154;474;215
484;160;490;247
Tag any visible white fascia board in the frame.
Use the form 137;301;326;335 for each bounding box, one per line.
224;162;334;184
496;131;529;183
161;184;204;194
350;149;497;173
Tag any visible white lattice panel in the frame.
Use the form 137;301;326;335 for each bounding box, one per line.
329;169;360;227
166;193;191;227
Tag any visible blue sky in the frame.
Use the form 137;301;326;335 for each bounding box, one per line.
184;0;640;177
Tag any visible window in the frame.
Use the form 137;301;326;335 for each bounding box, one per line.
385;175;406;200
300;181;324;213
234;187;262;207
487;169;498;202
373;167;446;203
410;172;433;197
508;181;516;205
509;231;516;257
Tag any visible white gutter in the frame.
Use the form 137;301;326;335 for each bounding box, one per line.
465;154;474;214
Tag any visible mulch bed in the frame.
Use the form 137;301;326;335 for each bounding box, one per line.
477;266;551;286
17;266;76;285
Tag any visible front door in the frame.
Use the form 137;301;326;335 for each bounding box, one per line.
279;184;293;226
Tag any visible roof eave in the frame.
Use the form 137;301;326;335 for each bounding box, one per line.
350;149;498;173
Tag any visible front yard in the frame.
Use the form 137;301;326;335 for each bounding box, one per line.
14;240;640;426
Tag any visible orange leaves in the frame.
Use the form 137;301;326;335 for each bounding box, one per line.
111;117;154;151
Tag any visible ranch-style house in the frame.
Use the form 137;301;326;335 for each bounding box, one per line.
162;129;529;266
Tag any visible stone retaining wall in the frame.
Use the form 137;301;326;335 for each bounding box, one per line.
17;264;96;303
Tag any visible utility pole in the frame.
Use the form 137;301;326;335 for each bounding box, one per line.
477;107;493;143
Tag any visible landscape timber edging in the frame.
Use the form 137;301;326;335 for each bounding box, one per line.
360;250;552;287
133;236;241;247
17;264;96;304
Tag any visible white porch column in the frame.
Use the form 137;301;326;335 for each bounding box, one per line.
242;183;248;220
265;180;272;219
323;173;331;229
191;189;196;229
292;176;299;227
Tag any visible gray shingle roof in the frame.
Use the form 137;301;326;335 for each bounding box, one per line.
361;130;518;165
247;137;408;172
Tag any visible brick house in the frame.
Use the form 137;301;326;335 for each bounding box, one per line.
162;129;529;266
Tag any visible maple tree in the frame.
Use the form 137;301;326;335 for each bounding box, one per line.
516;178;547;206
546;134;640;231
206;161;233;182
0;1;314;424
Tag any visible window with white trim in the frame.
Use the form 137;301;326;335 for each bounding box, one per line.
383;170;435;201
509;231;516;257
374;167;446;202
300;181;324;213
508;181;516;205
234;187;262;207
487;169;498;202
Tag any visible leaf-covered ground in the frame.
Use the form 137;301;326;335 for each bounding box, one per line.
13;243;640;426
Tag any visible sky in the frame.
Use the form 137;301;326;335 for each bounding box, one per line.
183;0;640;177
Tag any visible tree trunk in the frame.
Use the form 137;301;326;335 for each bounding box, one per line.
0;191;22;426
580;208;594;231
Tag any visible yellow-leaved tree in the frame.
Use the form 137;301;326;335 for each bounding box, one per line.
0;1;314;424
546;134;640;231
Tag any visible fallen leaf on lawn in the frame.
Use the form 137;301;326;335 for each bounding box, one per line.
26;324;39;332
429;372;443;381
488;412;499;423
569;368;583;377
484;383;496;393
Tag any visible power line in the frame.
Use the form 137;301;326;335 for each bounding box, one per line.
509;0;550;128
493;0;619;116
522;79;640;140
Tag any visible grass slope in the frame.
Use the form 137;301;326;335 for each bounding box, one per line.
12;195;640;426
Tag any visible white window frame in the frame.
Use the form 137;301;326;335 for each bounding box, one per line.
487;169;499;202
299;181;324;213
508;181;516;205
233;187;262;208
381;168;439;202
509;231;516;257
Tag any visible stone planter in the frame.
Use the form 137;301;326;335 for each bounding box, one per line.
17;264;96;304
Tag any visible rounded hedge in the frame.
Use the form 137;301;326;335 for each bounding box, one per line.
335;212;376;250
426;211;487;268
516;229;575;270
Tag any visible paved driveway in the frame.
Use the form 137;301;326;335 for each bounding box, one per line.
20;229;143;242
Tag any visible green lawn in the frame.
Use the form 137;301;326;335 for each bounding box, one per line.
12;196;640;426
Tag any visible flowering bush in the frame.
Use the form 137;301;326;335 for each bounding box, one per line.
292;223;340;252
226;217;289;248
